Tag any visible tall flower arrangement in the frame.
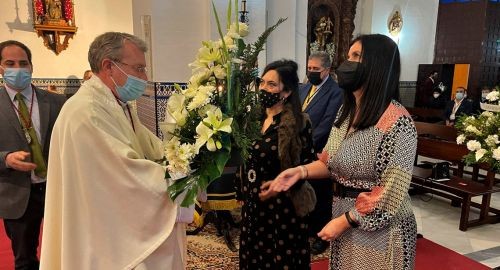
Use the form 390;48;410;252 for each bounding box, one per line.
456;86;500;172
160;0;286;206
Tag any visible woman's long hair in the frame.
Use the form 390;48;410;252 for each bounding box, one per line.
335;34;401;130
261;59;303;130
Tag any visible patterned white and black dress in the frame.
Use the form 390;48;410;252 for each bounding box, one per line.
324;101;417;270
238;113;315;270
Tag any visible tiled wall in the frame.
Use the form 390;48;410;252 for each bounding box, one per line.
136;82;187;138
135;81;418;137
400;81;417;108
0;79;417;133
0;78;82;95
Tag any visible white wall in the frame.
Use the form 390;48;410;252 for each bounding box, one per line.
0;0;133;79
353;0;439;81
150;0;210;82
0;0;439;83
211;0;268;76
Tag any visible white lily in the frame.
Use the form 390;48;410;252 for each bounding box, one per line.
194;108;233;152
475;149;487;162
166;93;188;126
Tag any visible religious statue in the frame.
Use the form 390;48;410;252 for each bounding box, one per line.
314;16;333;51
46;0;63;20
388;11;403;37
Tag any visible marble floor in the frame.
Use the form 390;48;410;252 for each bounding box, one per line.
411;187;500;268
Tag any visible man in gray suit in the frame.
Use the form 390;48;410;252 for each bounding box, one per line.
0;40;65;270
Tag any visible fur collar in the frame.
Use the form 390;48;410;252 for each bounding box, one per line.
277;102;310;170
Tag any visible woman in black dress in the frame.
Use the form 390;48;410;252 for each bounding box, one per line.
237;60;315;269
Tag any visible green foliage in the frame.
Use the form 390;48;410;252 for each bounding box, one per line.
164;1;287;206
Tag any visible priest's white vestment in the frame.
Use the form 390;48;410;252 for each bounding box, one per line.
40;76;185;270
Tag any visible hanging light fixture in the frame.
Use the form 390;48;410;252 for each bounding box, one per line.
239;0;249;24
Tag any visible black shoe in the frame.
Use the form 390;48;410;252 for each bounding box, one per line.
311;238;328;255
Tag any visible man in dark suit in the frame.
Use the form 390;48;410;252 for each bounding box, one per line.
300;51;343;254
417;70;438;107
444;86;474;126
0;40;65;270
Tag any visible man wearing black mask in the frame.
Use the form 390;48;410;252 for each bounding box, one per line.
299;51;343;255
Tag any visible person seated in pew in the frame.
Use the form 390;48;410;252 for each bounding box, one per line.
428;88;446;110
444;86;474;126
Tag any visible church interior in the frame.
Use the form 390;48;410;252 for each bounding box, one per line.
0;0;499;269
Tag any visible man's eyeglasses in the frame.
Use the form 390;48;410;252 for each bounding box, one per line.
116;61;148;74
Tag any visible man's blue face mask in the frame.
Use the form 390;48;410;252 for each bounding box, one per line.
0;66;32;90
111;62;147;102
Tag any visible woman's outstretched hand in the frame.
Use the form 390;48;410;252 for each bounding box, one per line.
258;167;302;201
269;166;302;192
259;181;278;201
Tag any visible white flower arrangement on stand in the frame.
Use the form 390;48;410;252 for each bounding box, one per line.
159;0;286;207
456;86;500;171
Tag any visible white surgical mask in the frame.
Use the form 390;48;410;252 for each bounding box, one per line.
433;93;440;99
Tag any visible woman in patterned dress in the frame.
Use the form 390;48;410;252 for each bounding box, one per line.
263;34;418;269
236;59;316;269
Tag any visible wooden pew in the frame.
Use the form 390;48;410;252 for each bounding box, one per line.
414;121;496;180
412;122;500;231
406;107;445;123
414;121;457;142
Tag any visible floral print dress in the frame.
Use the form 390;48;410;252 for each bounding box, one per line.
238;112;316;270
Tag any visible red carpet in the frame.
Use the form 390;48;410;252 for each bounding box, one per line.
310;237;491;270
0;220;491;270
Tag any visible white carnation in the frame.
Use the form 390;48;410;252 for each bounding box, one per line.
485;135;500;147
493;147;500;161
481;111;494;118
486;91;499;102
456;134;466;145
187;85;216;111
212;65;226;79
466;140;482;151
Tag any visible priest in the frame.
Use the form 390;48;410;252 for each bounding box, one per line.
40;32;185;269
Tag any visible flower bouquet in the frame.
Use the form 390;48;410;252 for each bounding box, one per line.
160;0;286;206
455;86;500;172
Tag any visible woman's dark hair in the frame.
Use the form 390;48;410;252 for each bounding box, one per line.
335;34;401;130
261;59;304;129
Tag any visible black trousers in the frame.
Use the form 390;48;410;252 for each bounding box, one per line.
307;179;333;236
4;183;45;270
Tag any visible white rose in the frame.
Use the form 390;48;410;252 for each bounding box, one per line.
485;135;500;147
465;125;482;135
238;22;249;37
456;134;466;145
481;111;494;118
466;140;482;151
486;91;499;102
493;147;500;161
475;149;487;162
228;22;249;38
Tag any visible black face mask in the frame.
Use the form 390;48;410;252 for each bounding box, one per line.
336;60;364;92
259;89;282;108
307;71;323;85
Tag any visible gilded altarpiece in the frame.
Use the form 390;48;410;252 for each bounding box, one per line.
307;0;358;69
